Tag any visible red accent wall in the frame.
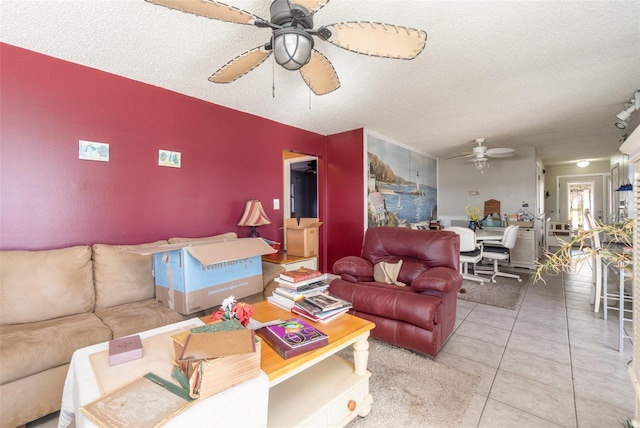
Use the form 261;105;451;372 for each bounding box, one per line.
0;43;328;250
325;129;365;271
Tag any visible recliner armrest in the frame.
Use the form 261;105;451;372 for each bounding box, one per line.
411;267;462;293
332;256;374;283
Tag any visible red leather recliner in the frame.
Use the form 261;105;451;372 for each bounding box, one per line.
329;227;463;357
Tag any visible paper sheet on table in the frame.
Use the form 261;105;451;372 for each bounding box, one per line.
89;324;199;394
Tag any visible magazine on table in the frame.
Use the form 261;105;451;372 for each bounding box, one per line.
256;318;328;359
303;292;351;311
294;299;324;315
291;305;351;324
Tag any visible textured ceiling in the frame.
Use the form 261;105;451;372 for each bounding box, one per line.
2;0;639;165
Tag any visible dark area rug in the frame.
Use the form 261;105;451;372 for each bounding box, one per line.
457;271;531;310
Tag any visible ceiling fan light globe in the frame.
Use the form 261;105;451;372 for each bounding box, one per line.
474;158;487;170
273;29;314;71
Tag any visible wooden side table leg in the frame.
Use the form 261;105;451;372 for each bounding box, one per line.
352;333;372;417
352;333;370;375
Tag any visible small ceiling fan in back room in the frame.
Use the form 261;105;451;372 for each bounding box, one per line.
145;0;427;95
445;138;515;173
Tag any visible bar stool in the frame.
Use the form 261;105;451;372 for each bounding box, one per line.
603;256;633;353
584;212;604;312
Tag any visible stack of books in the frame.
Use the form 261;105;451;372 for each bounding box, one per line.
267;282;330;310
257;317;328;359
292;292;352;323
267;268;330;311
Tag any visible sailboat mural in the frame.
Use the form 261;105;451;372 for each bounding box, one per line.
366;134;437;229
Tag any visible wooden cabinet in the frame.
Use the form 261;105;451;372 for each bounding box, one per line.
546;220;573;248
262;253;318;271
267;355;371;427
254;301;375;427
483;226;538;269
510;228;537;269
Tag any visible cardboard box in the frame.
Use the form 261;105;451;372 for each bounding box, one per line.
183;340;261;399
128;238;275;314
285;218;322;257
171;328;261;399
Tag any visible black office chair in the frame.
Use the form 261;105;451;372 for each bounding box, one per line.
476;225;522;282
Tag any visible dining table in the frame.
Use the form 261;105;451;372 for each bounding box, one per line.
474;229;503;242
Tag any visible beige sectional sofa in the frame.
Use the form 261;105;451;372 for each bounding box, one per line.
0;233;283;428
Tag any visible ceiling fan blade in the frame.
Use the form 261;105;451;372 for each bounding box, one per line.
487;152;514;158
300;50;340;95
288;0;330;15
317;22;427;59
443;152;474;160
486;147;515;156
145;0;262;25
209;47;271;83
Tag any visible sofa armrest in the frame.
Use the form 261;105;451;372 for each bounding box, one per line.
410;267;462;293
332;256;374;283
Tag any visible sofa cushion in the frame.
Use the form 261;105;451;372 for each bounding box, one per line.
168;232;238;244
0;246;94;325
92;240;167;310
329;279;440;331
0;312;112;384
95;299;187;338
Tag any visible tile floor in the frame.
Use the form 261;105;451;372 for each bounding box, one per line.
435;266;635;427
28;265;635;428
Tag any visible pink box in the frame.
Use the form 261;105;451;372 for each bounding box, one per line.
108;335;143;366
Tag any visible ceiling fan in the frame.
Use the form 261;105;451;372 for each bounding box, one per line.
145;0;427;95
445;138;515;171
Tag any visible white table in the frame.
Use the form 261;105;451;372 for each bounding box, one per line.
58;319;269;428
475;230;503;241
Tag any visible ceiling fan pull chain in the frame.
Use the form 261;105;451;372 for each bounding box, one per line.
272;56;276;98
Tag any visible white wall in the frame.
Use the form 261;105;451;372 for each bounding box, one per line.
438;146;538;225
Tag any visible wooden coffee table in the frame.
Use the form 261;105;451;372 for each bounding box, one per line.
251;300;375;427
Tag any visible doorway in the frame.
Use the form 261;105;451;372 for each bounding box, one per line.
289;159;318;219
567;180;594;230
283;153;319;250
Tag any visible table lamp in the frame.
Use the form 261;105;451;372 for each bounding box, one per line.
238;199;271;237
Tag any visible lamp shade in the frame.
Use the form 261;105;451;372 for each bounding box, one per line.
238;200;272;227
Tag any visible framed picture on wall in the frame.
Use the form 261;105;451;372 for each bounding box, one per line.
364;130;437;230
611;163;619;191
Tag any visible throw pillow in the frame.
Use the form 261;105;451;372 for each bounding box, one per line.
373;260;406;286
